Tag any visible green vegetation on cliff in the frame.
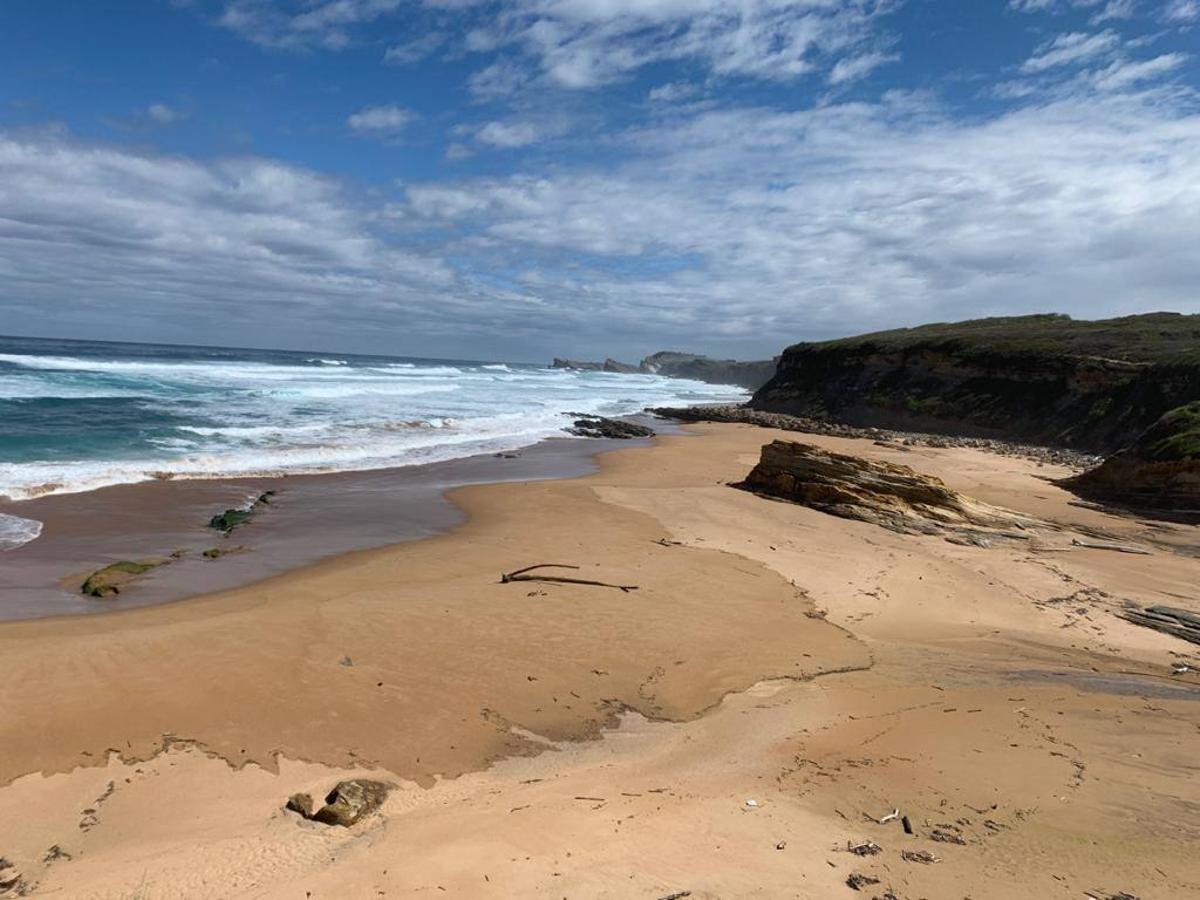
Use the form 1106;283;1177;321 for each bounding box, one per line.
1129;401;1200;462
752;313;1200;453
811;313;1200;365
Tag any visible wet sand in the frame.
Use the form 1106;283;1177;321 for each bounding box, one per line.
1;423;1198;899
0;429;661;620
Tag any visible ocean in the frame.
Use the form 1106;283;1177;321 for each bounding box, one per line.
0;335;744;550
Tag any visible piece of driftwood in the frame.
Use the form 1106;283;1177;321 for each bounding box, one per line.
901;849;940;864
658;892;692;900
1070;538;1152;555
846;840;883;856
500;564;639;593
929;828;967;845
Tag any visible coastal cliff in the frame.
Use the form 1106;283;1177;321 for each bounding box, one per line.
551;357;641;374
638;352;777;390
551;351;776;390
751;313;1200;454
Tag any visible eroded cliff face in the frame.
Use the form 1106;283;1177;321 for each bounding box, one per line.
752;343;1200;454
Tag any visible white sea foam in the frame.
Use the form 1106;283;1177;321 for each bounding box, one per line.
0;348;748;500
0;513;43;551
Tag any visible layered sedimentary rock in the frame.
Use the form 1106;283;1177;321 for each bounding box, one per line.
751;313;1200;454
740;439;1045;541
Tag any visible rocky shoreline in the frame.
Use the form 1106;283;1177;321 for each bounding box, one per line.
649;404;1100;470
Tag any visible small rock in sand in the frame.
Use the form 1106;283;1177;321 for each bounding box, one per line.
285;780;391;827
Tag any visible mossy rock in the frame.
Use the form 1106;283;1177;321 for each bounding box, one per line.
209;508;253;532
1132;401;1200;462
208;491;277;533
81;560;163;598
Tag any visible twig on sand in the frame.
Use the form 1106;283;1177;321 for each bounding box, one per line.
500;564;640;593
658;892;692;900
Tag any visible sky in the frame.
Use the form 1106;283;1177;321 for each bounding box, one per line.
0;0;1198;363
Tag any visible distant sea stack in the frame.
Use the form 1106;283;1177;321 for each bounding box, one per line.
1065;401;1200;509
750;313;1200;454
551;352;776;390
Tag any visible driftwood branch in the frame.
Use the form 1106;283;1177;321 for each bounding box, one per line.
501;563;580;581
500;564;640;593
1070;538;1152;556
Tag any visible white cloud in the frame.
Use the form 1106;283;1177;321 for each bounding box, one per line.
0;130;491;351
347;104;415;135
468;0;895;91
476;120;544;148
1089;0;1136;23
1090;51;1187;88
384;31;446;64
828;50;899;84
217;0;405;49
1021;31;1120;72
146;103;183;124
403;85;1200;347
647;81;699;103
1163;0;1199;21
1009;0;1138;18
211;0;898;99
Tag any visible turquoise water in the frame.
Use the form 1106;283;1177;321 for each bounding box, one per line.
0;336;744;542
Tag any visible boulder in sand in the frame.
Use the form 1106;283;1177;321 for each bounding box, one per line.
285;779;390;827
740;439;1045;539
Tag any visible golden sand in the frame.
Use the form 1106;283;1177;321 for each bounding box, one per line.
1;424;1198;898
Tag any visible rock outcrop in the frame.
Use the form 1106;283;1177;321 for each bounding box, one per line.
209;490;276;534
740;440;1045;542
1118;603;1200;646
286;779;391;827
80;559;166;598
1065;401;1200;510
751;313;1200;454
567;415;655;439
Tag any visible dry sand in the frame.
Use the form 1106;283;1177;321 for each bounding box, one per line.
1;423;1198;899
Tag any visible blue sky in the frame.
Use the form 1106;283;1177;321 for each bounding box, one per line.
1;0;1198;362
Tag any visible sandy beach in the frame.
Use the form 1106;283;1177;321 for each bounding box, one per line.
2;422;1198;899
